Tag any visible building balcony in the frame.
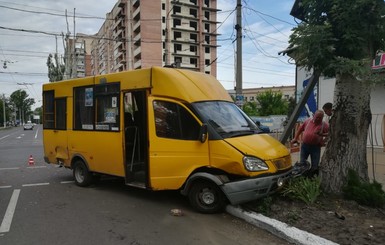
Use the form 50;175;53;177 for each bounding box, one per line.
134;60;141;69
133;46;141;57
133;7;140;20
133;21;141;33
132;0;139;8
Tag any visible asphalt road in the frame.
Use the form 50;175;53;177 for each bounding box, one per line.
0;125;289;245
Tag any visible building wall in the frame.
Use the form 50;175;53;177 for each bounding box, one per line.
87;0;218;76
228;85;295;102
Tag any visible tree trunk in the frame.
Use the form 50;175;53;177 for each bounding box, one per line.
320;73;371;193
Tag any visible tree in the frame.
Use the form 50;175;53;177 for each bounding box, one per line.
10;90;35;124
47;53;65;82
242;101;258;116
255;90;288;116
289;0;385;193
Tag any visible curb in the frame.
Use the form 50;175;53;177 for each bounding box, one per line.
226;205;338;245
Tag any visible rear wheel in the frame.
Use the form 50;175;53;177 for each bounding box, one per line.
188;180;227;214
73;160;93;187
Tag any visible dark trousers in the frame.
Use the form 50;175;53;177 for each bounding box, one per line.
300;143;321;174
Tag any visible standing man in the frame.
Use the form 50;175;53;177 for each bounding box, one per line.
322;102;333;123
291;110;329;176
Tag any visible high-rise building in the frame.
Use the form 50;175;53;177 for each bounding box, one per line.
64;35;93;79
90;0;219;76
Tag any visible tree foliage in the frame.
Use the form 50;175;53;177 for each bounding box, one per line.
255;90;288;116
290;0;385;77
47;53;65;82
9;90;35;123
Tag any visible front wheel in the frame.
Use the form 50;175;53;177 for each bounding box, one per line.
188;180;227;214
73;160;93;187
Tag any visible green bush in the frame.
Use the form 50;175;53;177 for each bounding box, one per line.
343;169;385;208
281;176;321;205
252;196;274;216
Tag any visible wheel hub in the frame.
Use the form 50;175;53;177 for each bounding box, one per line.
201;189;215;205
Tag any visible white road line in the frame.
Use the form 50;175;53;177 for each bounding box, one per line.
34;128;39;139
60;181;75;184
22;183;49;187
0;167;19;171
0;135;10;141
0;186;12;189
0;189;20;233
27;166;47;169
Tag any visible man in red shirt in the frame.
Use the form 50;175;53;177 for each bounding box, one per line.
291;110;329;176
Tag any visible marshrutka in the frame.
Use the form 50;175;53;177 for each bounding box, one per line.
42;66;292;213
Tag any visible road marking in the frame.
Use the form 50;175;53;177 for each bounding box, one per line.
0;167;19;171
0;135;10;141
60;181;75;184
22;183;49;187
0;189;20;233
27;166;46;169
0;186;12;189
34;128;39;139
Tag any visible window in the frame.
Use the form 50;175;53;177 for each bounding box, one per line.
205;47;210;53
205;23;210;32
189;21;197;30
174;31;182;39
55;98;66;130
174;44;182;53
43;90;54;129
153;100;200;140
74;86;94;130
94;83;120;131
190;33;197;42
43;91;66;130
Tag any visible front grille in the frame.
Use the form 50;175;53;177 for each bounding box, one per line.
272;155;292;170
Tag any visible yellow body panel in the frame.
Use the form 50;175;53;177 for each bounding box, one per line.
147;97;209;189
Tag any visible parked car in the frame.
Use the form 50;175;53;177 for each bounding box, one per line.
255;121;270;133
23;123;34;130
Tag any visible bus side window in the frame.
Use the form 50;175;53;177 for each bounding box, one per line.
74;86;94;130
153;100;200;140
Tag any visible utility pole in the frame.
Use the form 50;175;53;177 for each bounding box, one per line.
235;0;243;106
2;94;5;128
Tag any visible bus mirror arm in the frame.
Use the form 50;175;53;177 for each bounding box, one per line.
199;124;208;143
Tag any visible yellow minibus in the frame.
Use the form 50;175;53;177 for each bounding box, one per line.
43;67;292;213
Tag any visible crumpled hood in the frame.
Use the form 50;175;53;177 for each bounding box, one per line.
224;134;290;160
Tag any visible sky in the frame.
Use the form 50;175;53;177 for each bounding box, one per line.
0;0;298;110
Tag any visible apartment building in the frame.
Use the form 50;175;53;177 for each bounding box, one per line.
64;35;93;79
89;0;219;76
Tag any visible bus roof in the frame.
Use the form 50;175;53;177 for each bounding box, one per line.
43;67;232;103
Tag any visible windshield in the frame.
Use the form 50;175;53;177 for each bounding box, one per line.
194;101;260;138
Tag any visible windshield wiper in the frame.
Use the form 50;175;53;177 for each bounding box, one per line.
221;130;255;138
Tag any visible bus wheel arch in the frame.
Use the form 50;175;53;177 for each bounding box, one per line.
183;173;228;214
72;157;93;187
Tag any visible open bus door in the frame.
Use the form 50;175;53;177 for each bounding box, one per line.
123;90;148;188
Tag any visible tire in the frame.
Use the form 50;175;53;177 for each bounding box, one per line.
73;160;93;187
188;180;227;214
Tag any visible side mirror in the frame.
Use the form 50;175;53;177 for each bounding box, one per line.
199;124;208;143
